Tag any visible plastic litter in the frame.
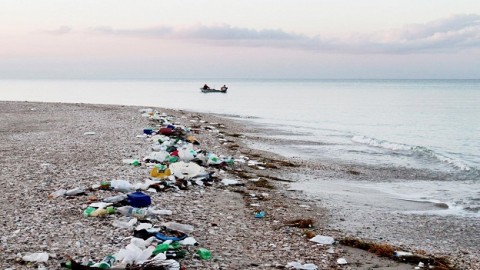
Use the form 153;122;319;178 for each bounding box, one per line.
113;217;138;229
103;194;128;203
255;211;266;218
179;237;198;246
286;261;318;270
337;258;348;265
155;232;188;242
116;244;154;264
394;251;414;257
196;248;212;260
135;223;153;231
144;151;170;163
130;236;157;249
309;235;335;245
65;187;85;196
22;252;49;263
83;132;96;135
91;255;115;268
162;221;194;233
123;159;141;166
110;180;134;193
169;161;206;179
221;178;240;186
127;191;152;208
48;189;66;199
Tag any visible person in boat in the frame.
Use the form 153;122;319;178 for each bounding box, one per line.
203;84;210;90
221;85;228;91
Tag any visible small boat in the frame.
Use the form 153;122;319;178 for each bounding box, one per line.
201;85;228;93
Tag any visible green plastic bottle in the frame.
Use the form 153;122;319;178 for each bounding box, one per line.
197;248;212;260
153;243;170;255
131;160;141;166
83;207;96;217
92;255;115;269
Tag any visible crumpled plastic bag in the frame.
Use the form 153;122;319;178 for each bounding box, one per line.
309;235;335;245
286;261;318;270
22;252;49;262
169;161;206;179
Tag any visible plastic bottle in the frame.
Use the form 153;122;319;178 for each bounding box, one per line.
196;248;212;260
91;255;115;269
65;187;85;196
166;250;186;259
103;194;128;203
48;189;66;199
84;206;115;217
91;206;115;217
116;206;151;219
162;222;194;233
153;243;170;255
100;181;111;190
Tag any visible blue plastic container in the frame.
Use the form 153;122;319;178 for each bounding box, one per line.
143;128;153;135
127;191;151;208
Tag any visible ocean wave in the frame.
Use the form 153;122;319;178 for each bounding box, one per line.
351;135;473;171
352;135;413;151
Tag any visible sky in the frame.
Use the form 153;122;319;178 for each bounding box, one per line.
1;0;480;79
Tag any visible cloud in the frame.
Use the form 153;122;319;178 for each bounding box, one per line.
65;14;480;54
42;26;73;35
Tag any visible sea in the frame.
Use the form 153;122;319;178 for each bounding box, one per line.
1;79;479;217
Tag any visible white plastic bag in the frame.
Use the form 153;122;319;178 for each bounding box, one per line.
22;252;49;262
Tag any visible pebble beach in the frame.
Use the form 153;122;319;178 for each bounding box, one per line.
0;101;478;270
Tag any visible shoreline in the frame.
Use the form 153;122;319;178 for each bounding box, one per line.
0;101;477;269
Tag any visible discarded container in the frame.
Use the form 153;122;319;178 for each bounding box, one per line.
162;221;194;233
166;250;186;259
48;189;66;199
153;243;170;255
65;187;85;196
196;248;212;260
159;127;174;135
103;194;128;203
84;206;115;217
255;211;266;218
116;206;151;219
127;192;152;208
123;159;141;166
92;255;116;269
143;128;154;135
150;165;171;178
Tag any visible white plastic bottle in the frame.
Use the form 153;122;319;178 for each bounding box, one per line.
116;206;148;219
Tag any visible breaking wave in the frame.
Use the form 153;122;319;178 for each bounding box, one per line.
351;135;473;171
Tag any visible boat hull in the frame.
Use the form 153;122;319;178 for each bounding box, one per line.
200;88;227;93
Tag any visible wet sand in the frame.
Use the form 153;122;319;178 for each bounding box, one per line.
0;101;476;269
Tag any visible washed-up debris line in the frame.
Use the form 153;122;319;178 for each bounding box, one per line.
44;108;271;269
